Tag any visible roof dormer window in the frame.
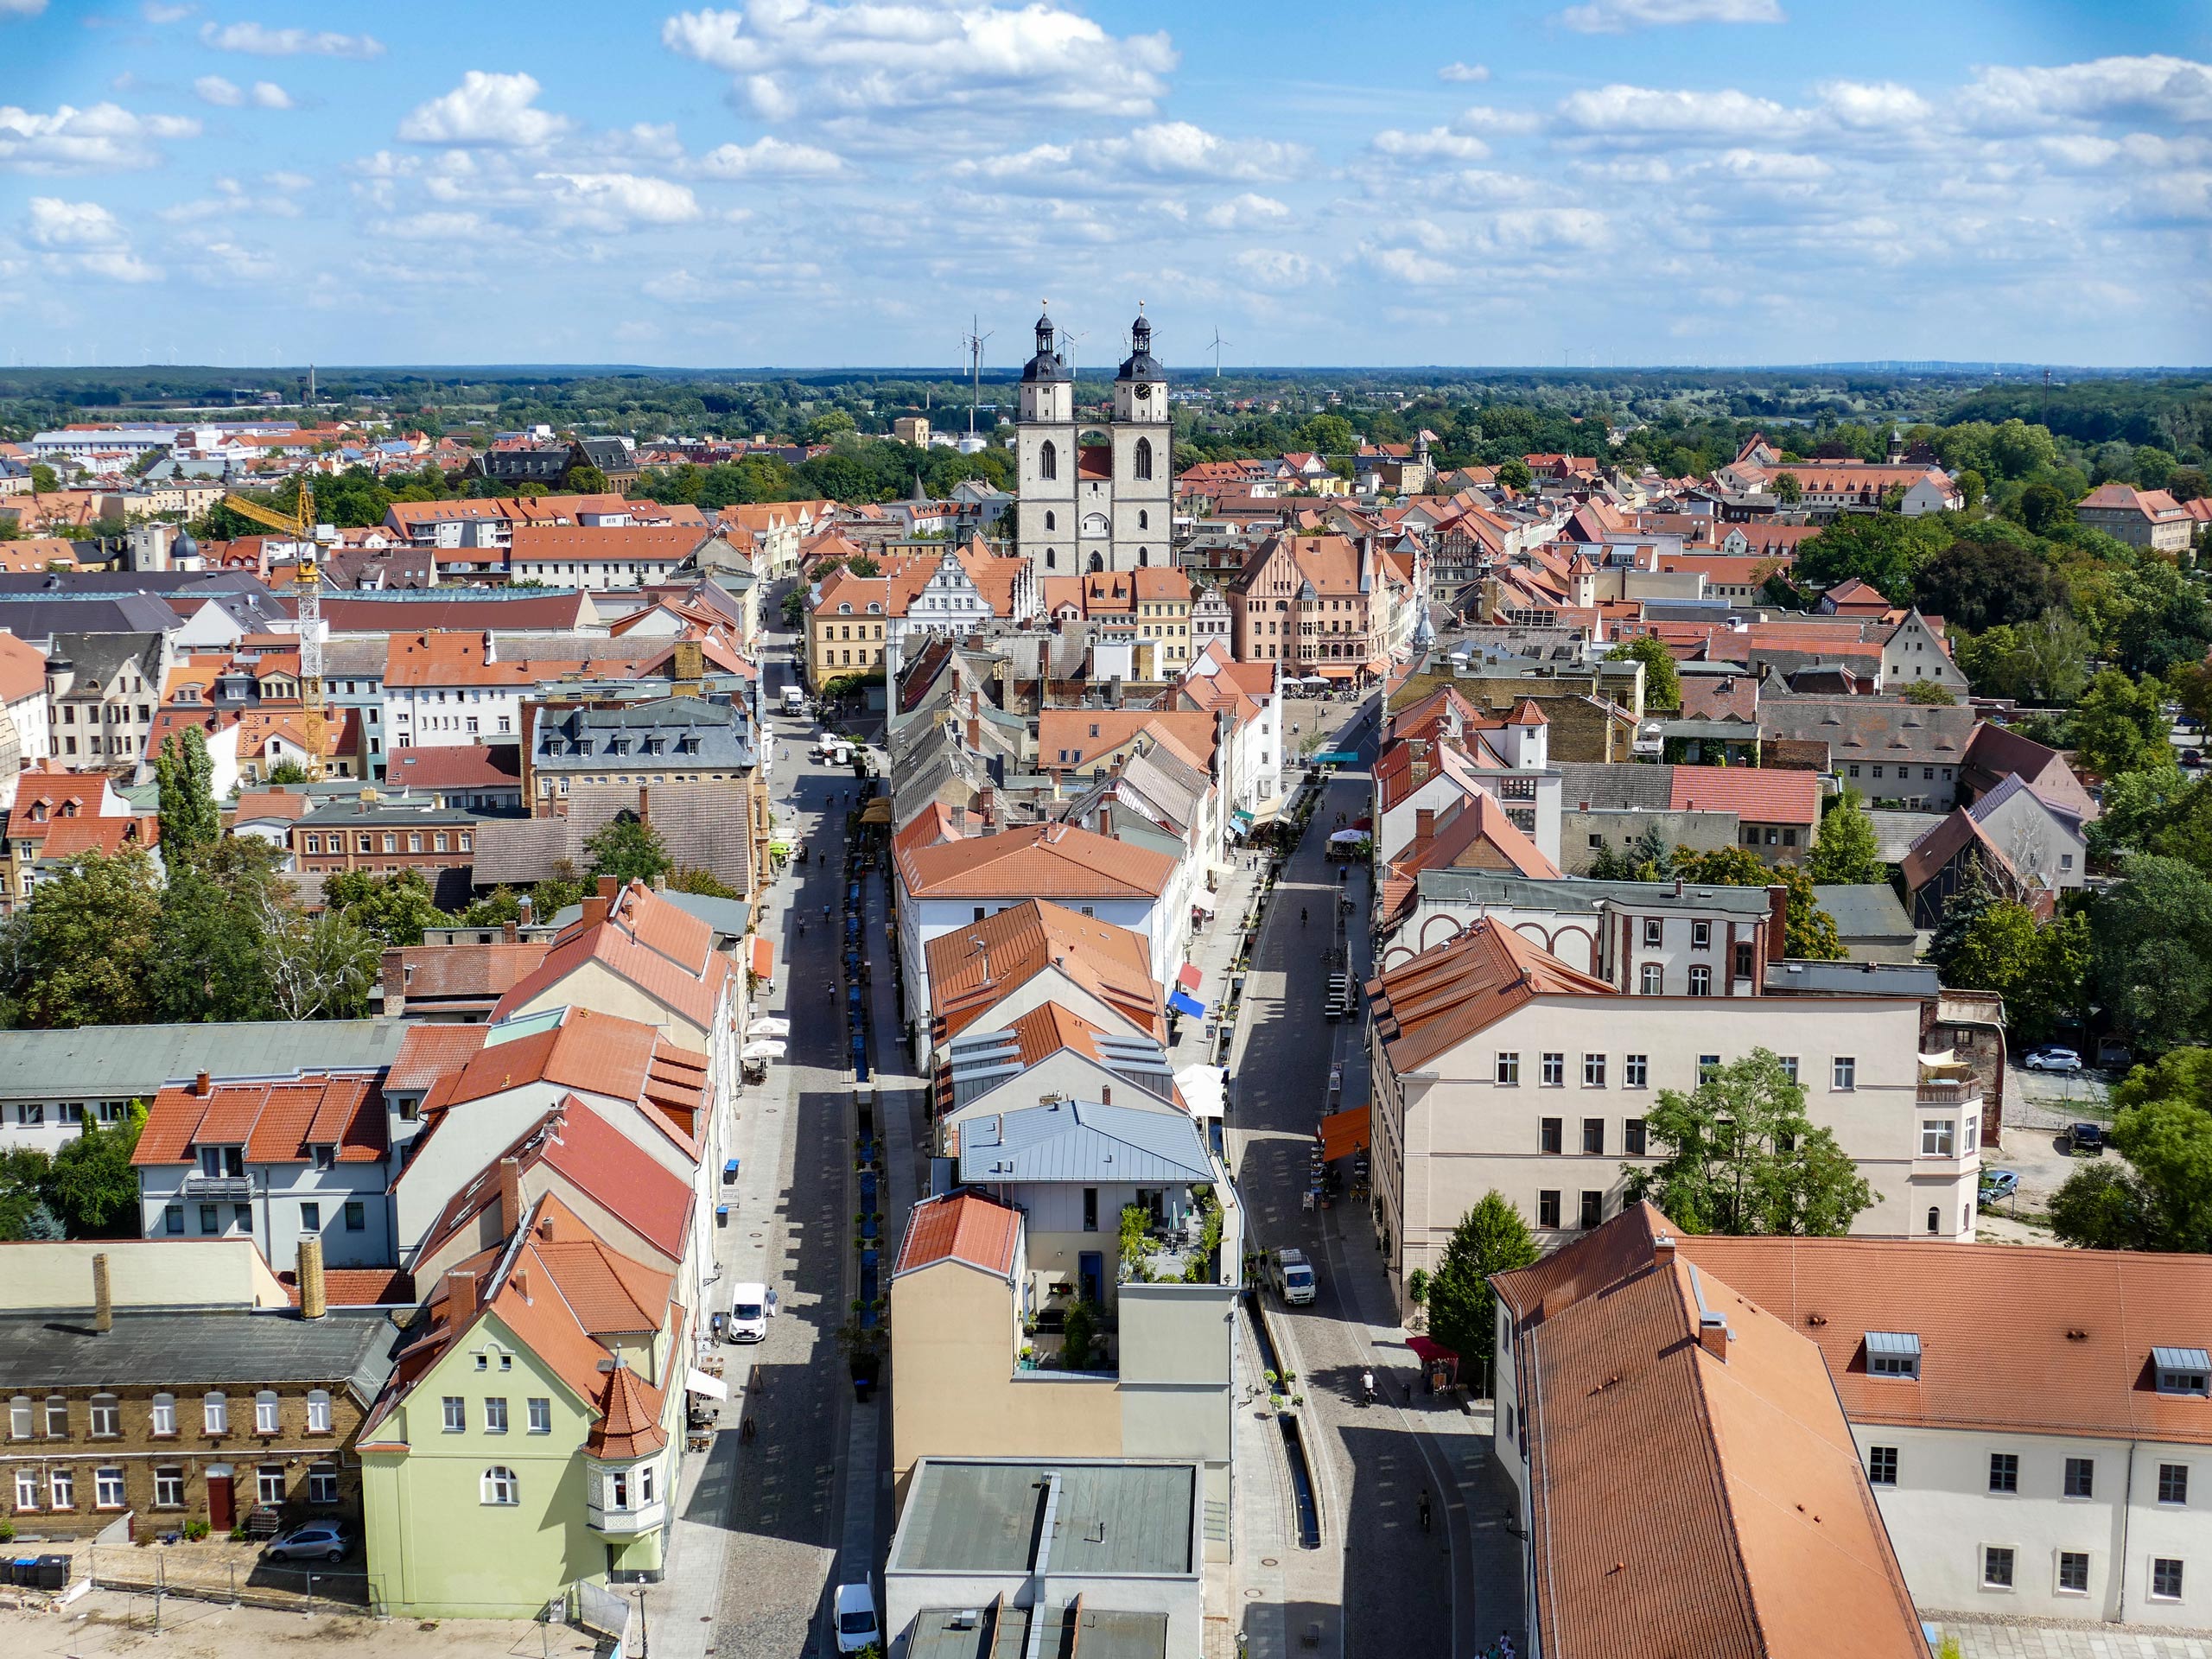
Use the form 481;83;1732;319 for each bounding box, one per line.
2154;1348;2210;1397
1866;1331;1920;1378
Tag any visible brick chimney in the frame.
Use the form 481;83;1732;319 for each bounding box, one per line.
1765;883;1789;962
92;1251;112;1335
637;784;652;828
1652;1233;1675;1268
582;874;617;929
498;1156;523;1236
1699;1310;1731;1363
380;949;407;1017
194;1070;213;1097
298;1236;327;1321
502;920;518;944
445;1268;478;1315
517;893;534;929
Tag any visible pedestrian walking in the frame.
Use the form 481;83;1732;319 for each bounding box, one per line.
1417;1489;1432;1533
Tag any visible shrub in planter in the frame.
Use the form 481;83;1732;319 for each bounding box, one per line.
183;1517;211;1541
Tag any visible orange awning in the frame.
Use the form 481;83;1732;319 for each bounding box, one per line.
1319;1105;1370;1162
749;935;775;979
1313;665;1357;679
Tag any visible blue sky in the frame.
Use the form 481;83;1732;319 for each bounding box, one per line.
2;0;2207;369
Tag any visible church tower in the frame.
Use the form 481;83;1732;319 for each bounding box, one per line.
1014;308;1076;574
1109;306;1171;571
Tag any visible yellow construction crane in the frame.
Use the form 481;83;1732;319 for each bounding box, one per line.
219;484;331;778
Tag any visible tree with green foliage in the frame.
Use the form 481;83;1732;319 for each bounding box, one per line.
264;759;311;785
256;892;381;1020
2015;482;2070;536
1669;847;1844;958
586;814;673;887
2093;855;2212;1055
1423;1192;1537;1381
0;1148;62;1242
29;464;57;493
804;410;857;445
2167;466;2206;505
1795;512;1949;602
1496;458;1532;490
1059;1295;1101;1373
1943;899;2089;1046
1772;470;1802;504
562;463;609;495
1607;634;1681;713
1296;414;1355;455
1808;789;1886;885
2071;669;2171;779
324;868;451;949
669;866;742;899
2049;1096;2212;1254
1910;534;2069;633
148;840;283;1023
2113;1046;2212;1115
1954;613;2091;705
2070;551;2212;677
2088;766;2212;871
43;1103;146;1236
1624;1049;1872;1236
154;728;221;863
1901;679;1957;705
1987;418;2061;480
0;850;161;1028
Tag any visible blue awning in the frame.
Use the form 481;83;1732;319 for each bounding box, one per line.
1168;989;1206;1020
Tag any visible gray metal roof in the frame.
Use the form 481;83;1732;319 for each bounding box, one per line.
1764;960;1940;996
1555;760;1671;811
1813;883;1913;940
0;1019;410;1103
548;888;748;939
891;1459;1198;1579
1866;1330;1921;1357
909;1605;1166;1659
532;696;758;775
1412;868;1774;915
957;1100;1212;1185
0;1308;404;1404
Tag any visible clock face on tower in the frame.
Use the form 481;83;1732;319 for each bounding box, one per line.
1135;385;1150;402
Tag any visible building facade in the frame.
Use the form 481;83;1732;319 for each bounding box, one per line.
1014;309;1172;576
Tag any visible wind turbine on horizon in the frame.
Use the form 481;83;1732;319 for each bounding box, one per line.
1208;327;1230;377
961;315;993;441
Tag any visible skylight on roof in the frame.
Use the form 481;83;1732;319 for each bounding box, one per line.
1866;1331;1921;1378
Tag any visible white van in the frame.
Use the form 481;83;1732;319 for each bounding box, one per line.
834;1580;880;1655
727;1281;776;1343
1272;1248;1317;1306
781;685;807;716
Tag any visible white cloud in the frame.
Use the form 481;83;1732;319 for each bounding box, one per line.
661;1;1177;121
1364;245;1455;286
1818;79;1935;130
1559;83;1796;137
1;0;47;16
198;20;383;58
398;72;571;148
25;195;160;281
1454;105;1543;135
1557;0;1783;33
1439;61;1489;84
194;75;244;106
957;122;1301;191
538;171;702;226
1234;247;1314;289
251;81;294;110
1205;193;1289;229
264;168;311;190
0;102;200;172
142;3;192;21
1958;56;2212;132
1373;126;1491;162
694;135;844;177
1706;148;1831;181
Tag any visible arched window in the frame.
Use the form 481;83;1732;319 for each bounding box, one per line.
1138;510;1148;530
1046;549;1057;569
1044;511;1055;531
1926;1207;1940;1234
1135;437;1154;480
1088;552;1104;574
150;1393;176;1436
1039;441;1058;481
9;1395;32;1440
1688;966;1712;997
255;1391;280;1433
306;1390;332;1433
1137;547;1149;566
482;1465;518;1506
89;1393;119;1437
44;1395;67;1436
203;1392;227;1434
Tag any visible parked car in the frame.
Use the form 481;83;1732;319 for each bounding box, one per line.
2024;1046;2083;1073
727;1281;777;1343
2184;749;2204;768
834;1580;880;1656
1979;1168;2019;1201
265;1521;351;1564
2069;1122;2106;1154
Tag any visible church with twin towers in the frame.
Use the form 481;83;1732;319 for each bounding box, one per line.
1014;303;1173;575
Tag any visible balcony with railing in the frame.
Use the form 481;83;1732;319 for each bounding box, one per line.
180;1173;255;1200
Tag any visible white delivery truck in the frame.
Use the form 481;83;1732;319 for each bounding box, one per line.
1272;1247;1317;1306
781;685;806;716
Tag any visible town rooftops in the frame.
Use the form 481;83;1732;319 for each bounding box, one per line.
134;1071;388;1166
956;1097;1211;1186
890;1458;1200;1580
1367;918;1618;1074
423;1004;708;1143
1666;764;1820;824
0;1307;402;1403
0;1019;410;1105
893;1190;1023;1279
901;821;1176;903
1499;1206;1923;1659
1677;1234;2212;1446
925;898;1164;1043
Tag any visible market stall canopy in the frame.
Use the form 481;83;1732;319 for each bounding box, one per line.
751;1016;791;1037
1319;1104;1370;1163
684;1368;728;1401
859;796;893;824
1176;1064;1227;1122
1167;988;1206;1020
748;936;775;979
741;1039;787;1061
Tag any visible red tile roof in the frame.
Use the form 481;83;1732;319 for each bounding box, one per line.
1668;764;1820;824
385;744;523;790
277;1267;416;1306
385;1023;489;1094
1367;918;1618;1074
899;822;1176;902
134;1073;387;1166
491;878;738;1033
894;1191;1022;1278
925;898;1165;1043
423;1007;705;1150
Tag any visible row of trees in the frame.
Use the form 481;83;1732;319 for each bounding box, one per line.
0;1109;146;1243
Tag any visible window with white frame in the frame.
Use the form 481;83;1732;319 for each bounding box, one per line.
203;1392;227;1434
44;1395;67;1436
1688;966;1712;996
1638;963;1662;995
10;1395;33;1440
96;1466;126;1509
1833;1056;1856;1090
308;1462;339;1505
48;1467;73;1509
154;1466;184;1508
89;1393;118;1436
1583;1054;1605;1087
1624;1055;1648;1089
482;1465;518;1505
2057;1552;2089;1595
1495;1052;1520;1085
306;1390;331;1433
255;1391;279;1433
1982;1546;2015;1589
2152;1558;2183;1601
1641;918;1662;946
14;1468;36;1510
442;1396;466;1433
527;1398;551;1434
1922;1119;1955;1157
1541;1052;1565;1086
257;1465;285;1504
485;1397;508;1434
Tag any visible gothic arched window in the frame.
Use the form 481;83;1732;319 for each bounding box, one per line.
1134;437;1154;480
1039;441;1058;481
1088;552;1104;574
1137;547;1149;566
1044;511;1055;531
1138;510;1148;531
1046;549;1057;569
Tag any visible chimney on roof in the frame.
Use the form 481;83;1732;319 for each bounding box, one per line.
194;1070;213;1097
481;630;497;664
92;1251;112;1335
1652;1233;1675;1268
380;949;407;1018
298;1236;327;1321
537;1212;556;1243
637;785;651;828
502;919;518;944
499;1156;523;1237
1766;883;1789;963
1414;807;1434;842
1699;1311;1731;1363
517;893;534;928
446;1267;478;1315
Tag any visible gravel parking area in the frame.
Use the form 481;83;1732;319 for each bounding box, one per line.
1979;1063;2125;1238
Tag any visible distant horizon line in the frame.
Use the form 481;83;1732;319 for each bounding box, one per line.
3;360;2207;380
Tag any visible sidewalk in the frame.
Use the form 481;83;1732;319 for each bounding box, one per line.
1172;850;1267;1075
